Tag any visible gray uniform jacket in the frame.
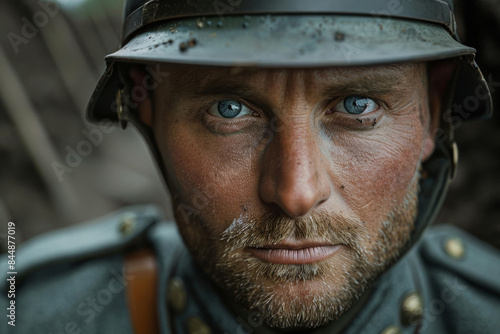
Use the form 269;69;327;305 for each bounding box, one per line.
1;205;500;334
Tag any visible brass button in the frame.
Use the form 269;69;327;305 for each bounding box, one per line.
119;215;136;235
167;277;187;313
444;237;465;260
400;292;424;326
381;325;402;334
187;316;211;334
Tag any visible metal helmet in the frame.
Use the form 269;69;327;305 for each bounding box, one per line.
87;0;493;249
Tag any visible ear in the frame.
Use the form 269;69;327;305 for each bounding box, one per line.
422;60;457;161
129;68;154;127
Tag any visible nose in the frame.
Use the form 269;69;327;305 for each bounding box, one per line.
259;124;332;218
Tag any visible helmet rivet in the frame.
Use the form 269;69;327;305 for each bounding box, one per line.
451;142;459;179
116;89;128;129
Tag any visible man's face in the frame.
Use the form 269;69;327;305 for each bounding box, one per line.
148;64;435;329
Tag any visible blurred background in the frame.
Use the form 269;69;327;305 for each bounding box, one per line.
0;0;499;252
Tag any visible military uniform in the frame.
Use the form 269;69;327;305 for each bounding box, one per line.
3;1;499;333
2;205;499;334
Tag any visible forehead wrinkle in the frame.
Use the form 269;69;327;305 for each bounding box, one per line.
316;63;421;97
162;65;232;93
161;63;422;103
163;64;279;97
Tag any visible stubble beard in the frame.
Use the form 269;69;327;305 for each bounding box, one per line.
177;171;419;330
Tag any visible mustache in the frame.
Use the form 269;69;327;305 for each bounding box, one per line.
220;210;366;249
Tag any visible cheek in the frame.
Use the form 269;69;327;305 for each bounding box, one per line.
156;120;261;236
327;107;424;227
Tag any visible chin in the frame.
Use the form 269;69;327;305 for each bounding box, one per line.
214;249;381;329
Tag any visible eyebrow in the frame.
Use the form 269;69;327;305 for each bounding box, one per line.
320;64;416;96
192;83;259;97
173;64;416;99
320;78;404;97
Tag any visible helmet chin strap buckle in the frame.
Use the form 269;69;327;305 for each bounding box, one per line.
116;89;129;130
450;141;459;180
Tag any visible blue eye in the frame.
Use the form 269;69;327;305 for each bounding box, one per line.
218;100;242;118
208;99;253;119
334;96;379;115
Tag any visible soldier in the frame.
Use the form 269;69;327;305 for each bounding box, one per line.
2;0;500;333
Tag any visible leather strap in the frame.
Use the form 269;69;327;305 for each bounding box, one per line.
125;248;160;334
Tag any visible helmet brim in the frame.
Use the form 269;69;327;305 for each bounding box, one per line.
113;15;473;66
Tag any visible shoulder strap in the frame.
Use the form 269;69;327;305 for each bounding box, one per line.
0;205;162;291
125;248;160;334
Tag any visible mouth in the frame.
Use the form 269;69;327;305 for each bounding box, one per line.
246;240;341;264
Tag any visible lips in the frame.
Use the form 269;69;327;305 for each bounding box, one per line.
247;240;341;264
